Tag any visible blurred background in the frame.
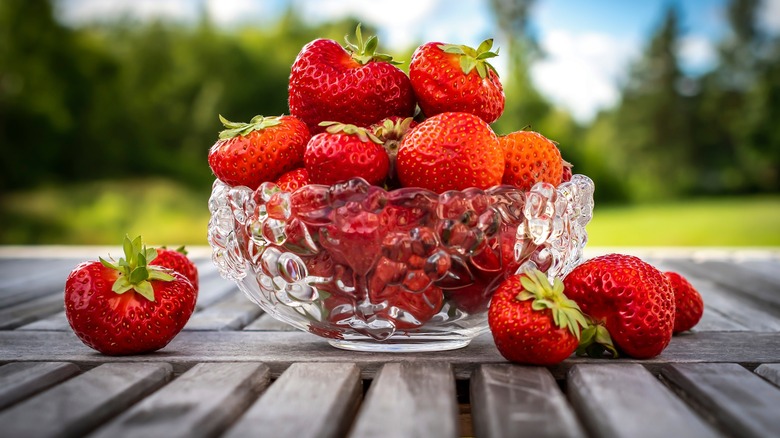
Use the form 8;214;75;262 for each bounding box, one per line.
1;0;778;246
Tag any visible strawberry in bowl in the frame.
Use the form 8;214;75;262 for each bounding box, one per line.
206;29;595;352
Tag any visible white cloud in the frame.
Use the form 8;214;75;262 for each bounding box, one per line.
530;29;639;123
678;35;717;73
760;0;780;33
205;0;270;26
58;0;198;24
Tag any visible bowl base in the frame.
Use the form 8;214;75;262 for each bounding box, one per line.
328;338;471;353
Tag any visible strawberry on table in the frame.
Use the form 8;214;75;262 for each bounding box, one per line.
665;271;704;333
304;122;390;186
500;130;563;191
396;112;504;193
289;24;416;134
208;114;310;190
563;254;675;359
150;245;199;291
488;269;589;365
64;236;197;356
410;39;505;123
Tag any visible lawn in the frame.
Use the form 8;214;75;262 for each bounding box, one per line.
1;178;778;247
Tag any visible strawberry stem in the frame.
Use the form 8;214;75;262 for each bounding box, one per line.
576;324;619;358
516;268;589;339
218;115;282;140
344;23;402;65
318;121;383;144
438;39;500;78
100;235;174;302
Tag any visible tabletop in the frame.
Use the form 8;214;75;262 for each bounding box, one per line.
1;246;779;438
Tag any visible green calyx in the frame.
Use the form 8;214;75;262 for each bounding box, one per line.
218;114;282;140
319;121;383;144
438;38;500;79
344;23;401;65
576;324;619;359
99;235;175;302
517;268;589;340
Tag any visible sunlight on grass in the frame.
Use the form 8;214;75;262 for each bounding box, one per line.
587;196;780;246
2;179;779;247
0;178;212;246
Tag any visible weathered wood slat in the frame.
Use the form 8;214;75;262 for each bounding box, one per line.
90;362;269;438
666;259;780;312
184;292;263;331
470;364;585;438
0;362;172;438
653;261;780;332
194;269;238;311
0;258;76;290
349;362;459;438
1;331;780;380
661;363;780;438
242;312;297;331
0;361;79;410
0;293;64;330
16;310;71;331
737;259;780;284
224;363;361;438
754;363;780;387
568;364;718;438
0;262;72;309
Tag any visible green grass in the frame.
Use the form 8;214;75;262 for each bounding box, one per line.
0;178;212;246
2;178;779;247
587;195;780;246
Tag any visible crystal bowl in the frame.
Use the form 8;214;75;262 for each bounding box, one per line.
208;175;594;352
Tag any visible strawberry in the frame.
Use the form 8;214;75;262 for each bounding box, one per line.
561;160;573;183
150;246;199;291
304;122;389;186
370;116;418;184
289;24;415;134
396;112;504;193
665;271;704;333
369;284;444;330
488;269;588;365
275;168;311;192
500;130;563;191
64;236;197;355
208;114;310;190
409;39;504;123
563;254;675;359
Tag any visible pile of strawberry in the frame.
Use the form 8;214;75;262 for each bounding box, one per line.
205;25;705;363
208;25;568;196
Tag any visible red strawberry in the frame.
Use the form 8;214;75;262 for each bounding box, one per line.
500;130;563;191
665;271;704;333
208;115;310;190
561;159;573;183
64;236;197;355
563;254;675;359
396;112;504;193
150;246;198;291
409;39;505;123
304;122;389;186
369;284;444;330
289;25;415;134
488;270;588;365
275;168;311;192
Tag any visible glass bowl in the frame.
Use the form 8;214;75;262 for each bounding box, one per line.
207;175;594;352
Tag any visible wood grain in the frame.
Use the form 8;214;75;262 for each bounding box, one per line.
0;293;65;330
349;362;459;438
0;362;172;438
242;312;297;331
662;363;780;437
470;364;586;438
568;363;719;438
224;362;361;438
184;292;263;331
754;363;780;387
90;362;269;438
0;361;79;409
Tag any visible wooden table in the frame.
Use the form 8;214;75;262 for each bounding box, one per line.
1;246;779;437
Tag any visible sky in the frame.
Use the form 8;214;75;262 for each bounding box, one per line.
57;0;780;122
